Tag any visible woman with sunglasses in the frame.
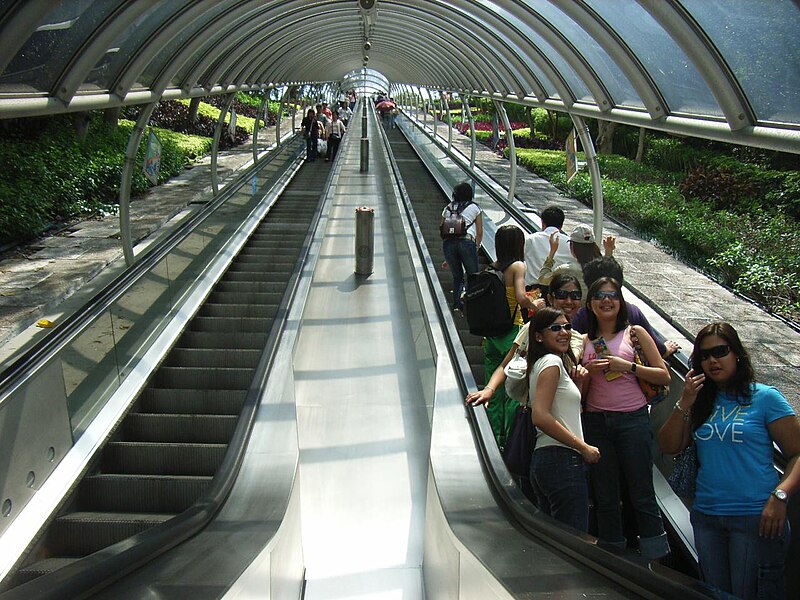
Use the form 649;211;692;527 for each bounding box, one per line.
580;277;671;560
658;322;800;599
466;273;584;407
527;307;599;531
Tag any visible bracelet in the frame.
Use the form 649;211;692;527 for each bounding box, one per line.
675;400;691;422
484;385;495;393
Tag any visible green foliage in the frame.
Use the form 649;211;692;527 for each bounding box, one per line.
514;146;799;322
0;113;215;243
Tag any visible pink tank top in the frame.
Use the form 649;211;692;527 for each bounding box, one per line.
581;326;647;412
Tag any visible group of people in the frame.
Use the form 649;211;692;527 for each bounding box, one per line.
443;187;800;599
300;101;351;163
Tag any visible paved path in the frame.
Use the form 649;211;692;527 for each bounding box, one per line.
418;110;799;411
0;117;297;366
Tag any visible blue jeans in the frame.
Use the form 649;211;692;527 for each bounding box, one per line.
531;446;589;532
691;510;789;600
306;136;317;161
442;237;478;309
582;407;669;558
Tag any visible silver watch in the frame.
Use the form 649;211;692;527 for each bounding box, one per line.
772;488;788;502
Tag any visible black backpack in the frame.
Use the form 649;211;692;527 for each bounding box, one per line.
464;263;519;337
440;201;474;239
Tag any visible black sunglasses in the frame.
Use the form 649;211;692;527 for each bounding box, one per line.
544;323;573;333
592;290;620;300
553;289;582;300
697;344;731;362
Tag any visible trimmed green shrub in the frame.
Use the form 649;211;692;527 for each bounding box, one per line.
0;113;215;244
513;146;799;322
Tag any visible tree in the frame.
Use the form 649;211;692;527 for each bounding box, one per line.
596;119;616;154
636;127;647;163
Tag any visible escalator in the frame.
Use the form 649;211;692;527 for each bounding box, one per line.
1;157;330;596
383;121;702;572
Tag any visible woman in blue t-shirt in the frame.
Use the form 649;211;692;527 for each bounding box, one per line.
658;322;800;600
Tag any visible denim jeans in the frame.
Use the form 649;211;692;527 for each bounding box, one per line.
582;407;669;558
442;237;478;309
691;510;789;600
530;446;589;532
306;136;316;161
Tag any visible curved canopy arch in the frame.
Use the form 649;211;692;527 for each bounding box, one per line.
0;0;796;152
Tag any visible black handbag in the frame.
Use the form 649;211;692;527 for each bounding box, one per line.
667;442;698;499
502;403;536;478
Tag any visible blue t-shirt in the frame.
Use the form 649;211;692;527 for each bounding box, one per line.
693;383;795;515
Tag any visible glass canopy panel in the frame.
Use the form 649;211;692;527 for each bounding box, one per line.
584;0;722;117
138;5;230;89
0;0;121;93
85;2;194;92
170;13;241;88
490;12;590;103
524;1;643;109
679;0;800;125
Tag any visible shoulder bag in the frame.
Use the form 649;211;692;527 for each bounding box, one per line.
630;327;670;405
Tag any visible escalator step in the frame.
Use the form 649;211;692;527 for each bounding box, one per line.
79;474;212;513
188;316;273;333
11;558;79;586
227;260;296;272
102;442;228;475
207;290;283;305
214;280;287;294
198;303;279;319
121;413;238;443
164;348;262;368
136;388;247;415
176;331;268;350
46;512;175;556
151;366;254;389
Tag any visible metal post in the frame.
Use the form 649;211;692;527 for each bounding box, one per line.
570;113;604;243
118;101;158;266
443;91;452;152
494;99;517;204
354;206;375;276
464;96;477;171
277;87;289;147
211;93;236;197
253;91;268;162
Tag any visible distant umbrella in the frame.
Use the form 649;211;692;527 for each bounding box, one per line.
375;100;396;111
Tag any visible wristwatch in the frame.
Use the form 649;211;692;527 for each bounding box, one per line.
630;361;637;373
771;488;788;502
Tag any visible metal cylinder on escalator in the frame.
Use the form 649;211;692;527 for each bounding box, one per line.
354;206;374;276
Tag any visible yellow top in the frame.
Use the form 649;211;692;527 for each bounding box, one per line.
506;286;524;326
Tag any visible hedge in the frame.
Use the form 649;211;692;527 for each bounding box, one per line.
515;148;799;322
0;113;213;243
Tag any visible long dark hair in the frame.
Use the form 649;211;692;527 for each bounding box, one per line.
571;240;602;266
585;276;628;339
494;224;524;267
689;322;755;430
527;307;577;375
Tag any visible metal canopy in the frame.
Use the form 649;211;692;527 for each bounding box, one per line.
0;0;798;152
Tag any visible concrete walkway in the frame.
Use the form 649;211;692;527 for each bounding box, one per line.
418;110;799;412
0;116;298;367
